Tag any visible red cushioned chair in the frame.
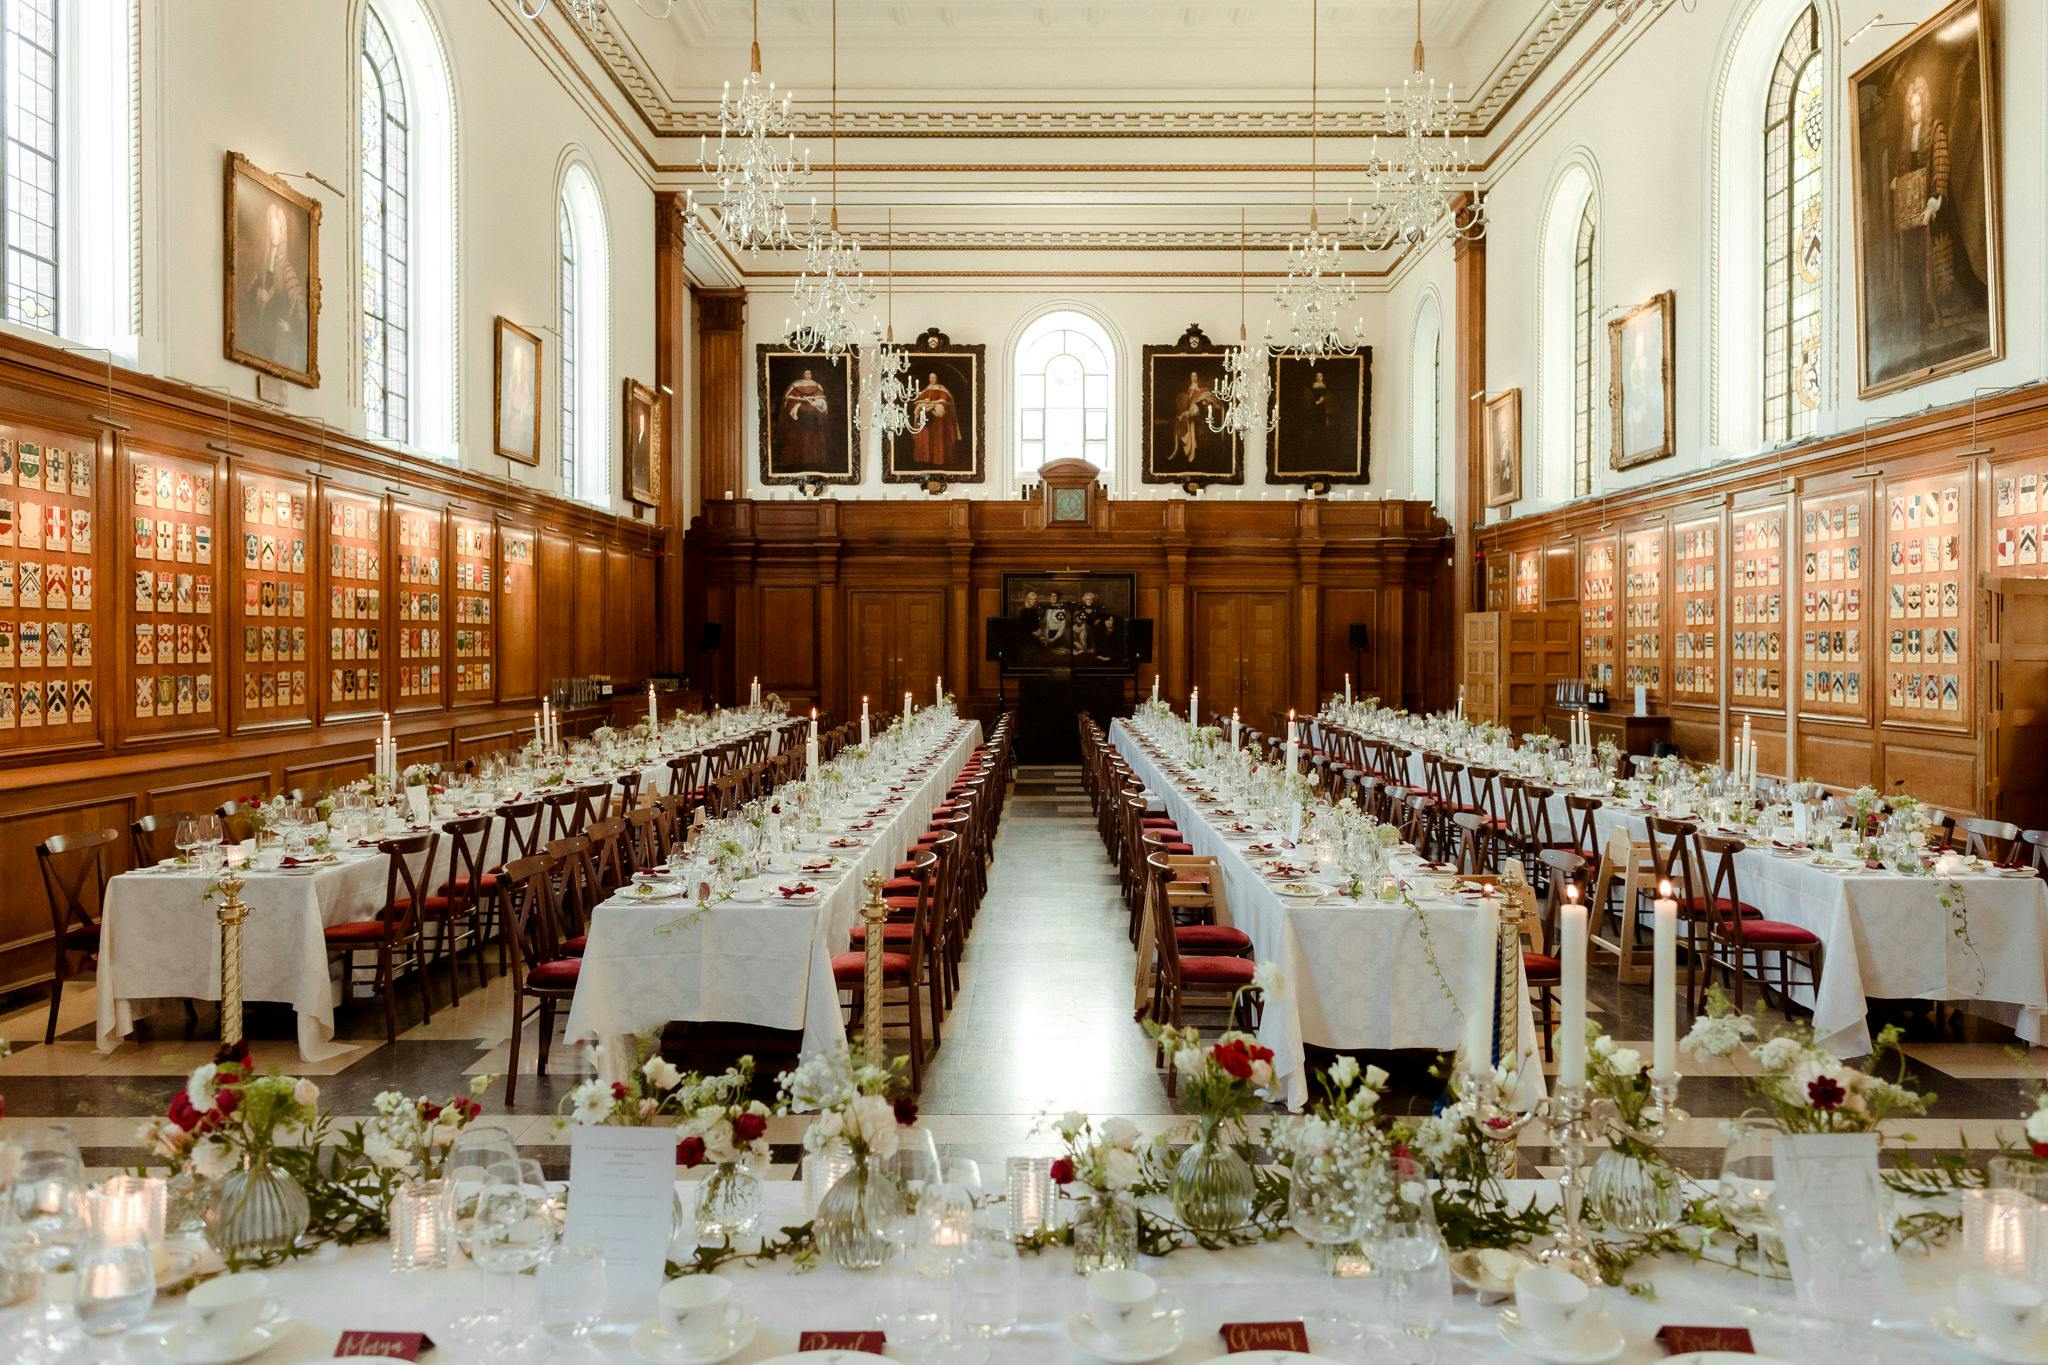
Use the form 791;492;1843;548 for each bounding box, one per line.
420;812;491;1007
1647;816;1766;1014
35;828;118;1046
834;848;935;1092
1146;857;1261;1099
461;796;544;974
1530;849;1585;1062
503;851;579;1103
1698;833;1821;1014
326;830;439;1044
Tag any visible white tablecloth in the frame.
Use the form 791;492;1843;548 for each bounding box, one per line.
564;722;982;1059
1114;723;1544;1112
34;1179;1998;1363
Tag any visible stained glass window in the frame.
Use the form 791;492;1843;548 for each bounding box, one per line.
1763;5;1823;444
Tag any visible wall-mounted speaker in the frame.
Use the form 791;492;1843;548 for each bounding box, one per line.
985;618;1017;662
1128;618;1155;664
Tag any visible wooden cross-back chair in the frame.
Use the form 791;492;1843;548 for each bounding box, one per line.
36;829;119;1044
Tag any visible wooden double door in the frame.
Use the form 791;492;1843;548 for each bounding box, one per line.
1192;590;1290;729
845;588;947;718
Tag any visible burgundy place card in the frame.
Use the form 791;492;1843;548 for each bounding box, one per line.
799;1330;887;1351
335;1330;436;1358
1220;1321;1311;1352
1656;1325;1754;1353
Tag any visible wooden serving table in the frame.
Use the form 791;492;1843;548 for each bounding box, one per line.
1542;705;1672;760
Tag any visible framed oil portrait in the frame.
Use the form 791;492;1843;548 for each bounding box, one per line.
622;377;659;506
1141;324;1241;487
1849;0;2002;398
1483;389;1523;508
882;328;984;486
1266;351;1371;486
1609;291;1675;470
493;318;542;466
1003;571;1134;672
223;152;320;388
757;346;860;488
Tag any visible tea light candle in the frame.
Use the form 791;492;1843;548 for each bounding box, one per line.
89;1175;165;1247
1007;1157;1055;1238
1964;1188;2038;1277
1651;880;1677;1078
1559;883;1588;1088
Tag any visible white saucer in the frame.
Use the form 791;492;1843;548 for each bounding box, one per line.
631;1313;758;1363
1935;1307;2048;1362
159;1317;293;1364
1065;1308;1184;1363
1496;1311;1625;1364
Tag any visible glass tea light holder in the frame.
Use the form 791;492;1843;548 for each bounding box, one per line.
1963;1187;2040;1280
1006;1158;1056;1240
89;1175;167;1247
390;1179;453;1272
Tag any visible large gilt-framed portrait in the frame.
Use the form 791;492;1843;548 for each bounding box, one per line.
1609;291;1675;470
1266;350;1371;486
1849;0;2002;398
882;328;984;486
492;318;542;466
1483;389;1522;508
622;377;659;505
757;346;861;487
1141;324;1241;487
1003;571;1134;672
223;152;320;388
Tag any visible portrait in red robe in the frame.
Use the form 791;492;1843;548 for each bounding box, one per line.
910;373;961;468
776;369;833;471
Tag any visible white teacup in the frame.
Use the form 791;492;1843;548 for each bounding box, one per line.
657;1275;733;1349
1958;1272;2048;1348
188;1271;281;1342
1086;1268;1176;1346
1514;1266;1596;1345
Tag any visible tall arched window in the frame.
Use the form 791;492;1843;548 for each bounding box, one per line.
357;0;455;458
1536;159;1597;504
1762;4;1823;444
1012;309;1114;479
1572;202;1597;499
1408;294;1441;506
558;162;611;507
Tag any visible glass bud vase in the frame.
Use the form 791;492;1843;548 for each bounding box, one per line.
1071;1192;1138;1276
693;1160;763;1241
164;1168;212;1236
1170;1118;1255;1234
813;1154;902;1271
1587;1144;1683;1235
204;1159;310;1263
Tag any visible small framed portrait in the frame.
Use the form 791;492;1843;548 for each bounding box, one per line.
1609;290;1676;470
757;346;860;487
493;318;543;466
1483;388;1523;508
1140;324;1241;487
883;328;984;487
1266;350;1371;486
223;152;321;388
621;377;660;506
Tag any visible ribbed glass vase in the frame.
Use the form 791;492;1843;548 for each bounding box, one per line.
813;1154;902;1271
204;1159;310;1263
1170;1118;1255;1234
1587;1145;1683;1235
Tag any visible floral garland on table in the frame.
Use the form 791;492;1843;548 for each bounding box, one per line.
1926;849;1989;995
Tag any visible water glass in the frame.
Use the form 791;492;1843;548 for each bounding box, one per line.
1716;1118;1783;1273
73;1240;155;1337
1361;1184;1449;1360
537;1240;608;1349
950;1235;1021;1339
446;1124;519;1254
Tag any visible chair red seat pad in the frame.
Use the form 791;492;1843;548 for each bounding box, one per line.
831;950;914;982
526;958;581;988
1174;924;1252;954
1728;919;1821;946
1177;955;1257;986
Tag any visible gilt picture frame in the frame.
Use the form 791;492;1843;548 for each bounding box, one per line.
1483;388;1523;508
757;346;861;487
1265;350;1371;487
1608;291;1676;471
882;328;985;486
492;318;542;467
1141;324;1242;487
223;152;321;389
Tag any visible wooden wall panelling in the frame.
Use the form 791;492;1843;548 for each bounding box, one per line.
695;290;746;504
0;793;136;989
757;584;818;693
627;549;658;684
574;543;606;678
1543;541;1578;606
604;545;635;684
122;441;221;745
1981;576;2048;829
498;522;538;703
537;533;575;692
1320;586;1375;704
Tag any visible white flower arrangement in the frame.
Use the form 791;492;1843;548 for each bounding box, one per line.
400;762;436;789
778;1042;916;1161
1682;986;1926;1134
1043;1112;1166;1194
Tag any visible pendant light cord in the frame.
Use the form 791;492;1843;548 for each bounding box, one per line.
1309;0;1319;230
829;0;838;230
749;0;761;75
1237;208;1247;340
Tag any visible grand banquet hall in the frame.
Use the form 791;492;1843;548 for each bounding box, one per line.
2;0;2048;1358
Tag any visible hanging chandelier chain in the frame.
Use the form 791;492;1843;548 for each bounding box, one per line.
786;0;873;362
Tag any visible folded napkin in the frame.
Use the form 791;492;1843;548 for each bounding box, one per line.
801;860;835;875
279;855;331;869
827;838;861;849
1266;862;1307;878
850;820;876;831
777;883;819;899
865;808;890;818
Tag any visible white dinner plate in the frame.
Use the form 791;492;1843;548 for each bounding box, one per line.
158;1318;295;1364
1274;881;1335;900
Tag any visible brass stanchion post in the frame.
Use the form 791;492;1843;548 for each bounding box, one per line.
859;870;886;1060
215;867;249;1046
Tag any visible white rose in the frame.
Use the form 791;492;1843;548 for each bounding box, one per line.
189;1137;236;1181
1591;1034;1615;1058
1607;1048;1643;1078
1172;1048;1205;1078
2026;1108;2048;1145
1328;1056;1360;1089
362;1129;415;1172
703;1118;740;1164
1101;1147;1144;1190
642;1056;684;1092
1249;1059;1276;1092
1363;1064;1390;1092
1100;1118;1140;1151
1057;1111;1088;1140
293;1078;320;1108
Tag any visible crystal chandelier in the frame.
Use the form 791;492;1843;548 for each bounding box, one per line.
1208;210;1276;436
1345;0;1485;251
861;211;927;439
683;0;807;254
1271;0;1362;359
784;0;872;359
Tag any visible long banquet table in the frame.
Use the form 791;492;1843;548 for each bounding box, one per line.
33;1178;2001;1363
563;720;983;1062
1114;722;1544;1112
1325;723;2048;1058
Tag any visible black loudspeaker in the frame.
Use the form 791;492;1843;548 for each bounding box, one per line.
985;618;1017;662
1128;618;1155;664
700;623;723;652
1347;623;1368;652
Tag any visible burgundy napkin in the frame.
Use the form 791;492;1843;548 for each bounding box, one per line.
336;1330;436;1358
800;1331;885;1351
778;883;819;899
1220;1322;1310;1352
1656;1326;1753;1353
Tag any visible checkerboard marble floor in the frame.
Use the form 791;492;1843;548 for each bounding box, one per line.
3;765;2037;1179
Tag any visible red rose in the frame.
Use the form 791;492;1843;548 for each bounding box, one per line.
1245;1042;1274;1064
2034;1141;2048;1159
214;1039;252;1070
420;1102;443;1122
1211;1040;1253;1080
212;1087;240;1118
454;1098;481;1121
167;1091;202;1132
675;1136;706;1168
1806;1075;1846;1111
893;1097;919;1127
733;1112;767;1143
611;1082;629;1102
1049;1158;1076;1185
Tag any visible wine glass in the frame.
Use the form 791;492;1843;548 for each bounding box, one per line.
537;1239;608;1357
1359;1176;1448;1363
876;1142;944;1343
456;1168;556;1359
196;812;224;852
1289;1159;1367;1271
73;1239;155;1337
173;814;199;865
948;1233;1020;1340
446;1124;520;1257
1717;1118;1783;1274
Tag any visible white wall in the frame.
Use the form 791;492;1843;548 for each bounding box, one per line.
740;282;1419;503
1377;0;2048;525
140;0;656;514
